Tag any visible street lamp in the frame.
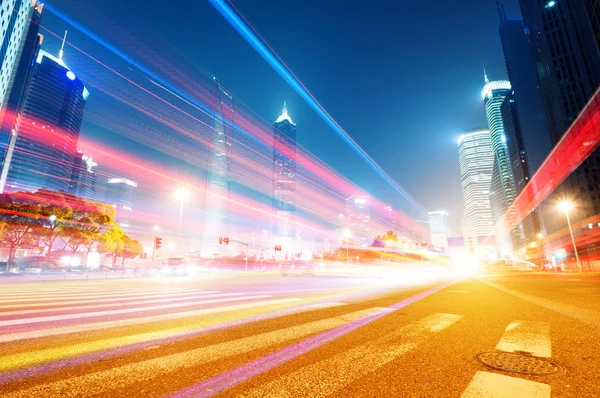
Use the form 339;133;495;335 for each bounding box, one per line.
344;229;350;267
558;200;582;272
175;187;190;236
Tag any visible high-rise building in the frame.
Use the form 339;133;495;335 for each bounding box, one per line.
520;0;600;220
428;211;448;249
68;151;97;201
345;195;371;244
457;130;495;243
482;76;523;253
0;41;89;193
497;6;553;175
272;102;296;239
0;1;43;111
201;79;233;250
104;177;137;229
500;91;542;241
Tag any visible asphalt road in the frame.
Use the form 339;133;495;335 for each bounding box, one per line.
0;269;599;397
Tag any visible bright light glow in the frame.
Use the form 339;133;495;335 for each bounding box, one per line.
558;200;573;213
344;229;350;237
87;252;100;268
49;214;57;222
66;70;76;80
175;187;190;202
537;232;544;239
529;242;537;248
546;1;556;8
153;225;160;231
275;101;294;125
354;198;366;204
501;135;506;143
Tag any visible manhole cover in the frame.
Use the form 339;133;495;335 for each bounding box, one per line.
474;352;562;375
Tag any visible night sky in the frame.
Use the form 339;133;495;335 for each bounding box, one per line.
41;0;524;237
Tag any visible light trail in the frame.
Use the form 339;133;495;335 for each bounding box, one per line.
208;0;425;215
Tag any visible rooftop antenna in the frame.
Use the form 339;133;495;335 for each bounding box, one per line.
483;61;490;84
58;30;67;60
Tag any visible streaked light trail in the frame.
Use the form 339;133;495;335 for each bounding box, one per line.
208;0;425;215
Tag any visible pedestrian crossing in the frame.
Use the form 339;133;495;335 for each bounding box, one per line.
0;283;558;397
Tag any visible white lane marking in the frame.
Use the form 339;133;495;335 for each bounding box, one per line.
1;307;383;396
0;294;266;327
245;313;463;398
0;298;305;343
0;286;178;297
0;289;202;304
496;321;551;358
0;292;225;316
461;371;551;398
0;290;215;310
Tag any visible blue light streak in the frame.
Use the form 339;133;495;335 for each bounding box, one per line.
208;0;424;214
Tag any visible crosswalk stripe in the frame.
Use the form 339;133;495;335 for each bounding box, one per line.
243;313;462;398
0;290;215;310
0;291;224;316
496;321;551;358
0;297;305;343
0;289;202;303
1;308;383;397
0;294;258;327
461;371;551;398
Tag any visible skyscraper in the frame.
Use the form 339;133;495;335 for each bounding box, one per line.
345;195;371;245
201;79;233;250
457;130;495;245
520;0;600;220
428;211;448;249
272;102;296;240
482;76;522;253
0;40;89;193
0;1;43;110
104;177;137;229
68;151;97;201
497;5;553;174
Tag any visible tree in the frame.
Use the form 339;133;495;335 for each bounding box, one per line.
118;235;142;265
34;190;72;264
373;230;399;247
97;226;125;266
0;192;43;269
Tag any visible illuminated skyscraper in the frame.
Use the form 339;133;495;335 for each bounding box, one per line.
0;1;43;110
0;38;89;193
201;79;233;251
345;195;371;244
272;102;296;239
428;211;448;249
457;130;494;243
482;75;522;253
104;177;137;230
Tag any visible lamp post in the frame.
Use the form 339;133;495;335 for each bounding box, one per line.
344;229;350;267
558;201;582;272
175;188;190;237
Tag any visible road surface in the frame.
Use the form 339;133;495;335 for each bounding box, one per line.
0;270;599;397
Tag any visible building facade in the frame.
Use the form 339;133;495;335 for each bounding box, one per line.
483;77;523;253
68;151;97;201
0;0;42;110
0;47;89;193
345;195;371;245
457;130;495;243
428;211;448;249
201;79;233;252
104;177;137;230
272;102;296;240
520;0;600;220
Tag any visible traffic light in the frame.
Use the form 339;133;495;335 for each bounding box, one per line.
223;237;229;244
154;237;162;250
219;236;223;244
274;245;282;251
